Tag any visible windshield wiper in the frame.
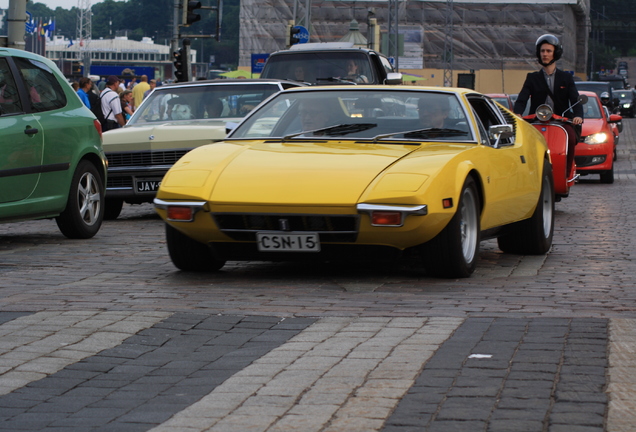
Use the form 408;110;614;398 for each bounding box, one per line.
372;127;468;142
283;123;378;140
315;77;358;85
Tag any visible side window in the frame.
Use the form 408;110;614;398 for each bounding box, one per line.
470;107;490;146
13;57;67;113
0;58;22;115
468;96;514;146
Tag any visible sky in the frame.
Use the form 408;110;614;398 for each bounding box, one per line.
1;0;105;11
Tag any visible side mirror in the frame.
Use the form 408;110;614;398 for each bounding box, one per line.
489;124;514;148
385;72;403;85
609;114;623;123
578;94;588;105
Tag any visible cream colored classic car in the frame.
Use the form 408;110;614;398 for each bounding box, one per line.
102;79;304;219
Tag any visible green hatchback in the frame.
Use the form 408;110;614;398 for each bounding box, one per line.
0;48;107;238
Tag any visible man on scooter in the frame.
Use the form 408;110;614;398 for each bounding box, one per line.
513;34;583;176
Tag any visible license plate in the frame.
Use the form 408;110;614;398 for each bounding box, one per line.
256;232;320;252
136;179;162;192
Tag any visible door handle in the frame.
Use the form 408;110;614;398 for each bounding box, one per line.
24;127;39;135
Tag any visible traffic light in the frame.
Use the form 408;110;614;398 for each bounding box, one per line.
173;39;192;82
289;26;301;46
182;0;202;27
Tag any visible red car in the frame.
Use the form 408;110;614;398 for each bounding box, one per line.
575;91;622;184
486;93;514;111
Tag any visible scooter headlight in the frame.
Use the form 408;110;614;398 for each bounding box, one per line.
584;132;608;145
536;104;554;121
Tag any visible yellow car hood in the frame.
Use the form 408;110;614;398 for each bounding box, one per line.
102;121;228;152
202;141;422;206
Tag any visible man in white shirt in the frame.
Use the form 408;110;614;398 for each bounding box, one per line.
100;75;125;131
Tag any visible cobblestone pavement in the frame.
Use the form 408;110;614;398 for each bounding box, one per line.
0;120;636;430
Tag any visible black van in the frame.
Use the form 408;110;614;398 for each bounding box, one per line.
575;81;619;113
261;42;403;85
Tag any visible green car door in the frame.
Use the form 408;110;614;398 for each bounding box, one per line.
0;57;44;204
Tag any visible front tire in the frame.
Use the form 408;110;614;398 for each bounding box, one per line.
56;160;104;239
600;163;614;184
498;160;554;254
424;176;480;278
165;224;226;272
103;198;124;220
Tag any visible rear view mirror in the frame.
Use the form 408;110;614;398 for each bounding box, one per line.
489;124;514;148
385;73;403;85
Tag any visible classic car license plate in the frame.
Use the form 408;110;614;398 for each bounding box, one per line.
136;179;162;192
256;232;320;252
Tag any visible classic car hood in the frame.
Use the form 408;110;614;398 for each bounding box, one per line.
102;121;228;153
206;141;424;206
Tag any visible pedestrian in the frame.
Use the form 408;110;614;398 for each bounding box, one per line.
100;75;125;131
120;90;134;122
513;34;583;175
132;75;151;110
76;77;92;108
144;79;156;99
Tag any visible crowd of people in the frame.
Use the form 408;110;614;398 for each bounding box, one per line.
71;74;158;131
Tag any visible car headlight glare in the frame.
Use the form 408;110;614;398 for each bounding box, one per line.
584;133;608;145
623;103;631;108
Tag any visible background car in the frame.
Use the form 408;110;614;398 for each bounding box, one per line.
102;78;304;219
575;91;622;184
0;48;107;238
260;42;403;85
486;94;513;111
154;86;554;278
615;89;635;117
575;81;619;113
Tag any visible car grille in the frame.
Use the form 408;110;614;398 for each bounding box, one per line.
107;177;133;188
213;213;359;242
107;150;190;168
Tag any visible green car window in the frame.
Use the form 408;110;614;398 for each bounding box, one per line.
13;57;67;113
0;58;22;115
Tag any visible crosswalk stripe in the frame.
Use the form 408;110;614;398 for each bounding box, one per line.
150;317;463;432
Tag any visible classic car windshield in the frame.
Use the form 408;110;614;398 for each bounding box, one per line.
229;90;474;141
127;83;281;125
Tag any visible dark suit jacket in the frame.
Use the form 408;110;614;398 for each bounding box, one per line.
513;69;584;119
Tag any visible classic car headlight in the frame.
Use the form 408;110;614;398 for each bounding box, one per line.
536;104;553;121
584;133;608;145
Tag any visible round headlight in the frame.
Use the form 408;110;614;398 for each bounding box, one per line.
536;104;554;121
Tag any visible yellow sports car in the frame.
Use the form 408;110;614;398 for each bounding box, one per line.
154;86;554;278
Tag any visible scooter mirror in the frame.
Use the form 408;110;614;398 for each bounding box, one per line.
578;94;588;105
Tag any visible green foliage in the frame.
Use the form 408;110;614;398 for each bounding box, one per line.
589;39;620;72
590;0;636;57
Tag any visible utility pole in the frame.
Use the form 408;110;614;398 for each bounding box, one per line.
292;0;311;32
442;0;454;87
387;0;399;70
6;0;27;50
77;0;92;77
